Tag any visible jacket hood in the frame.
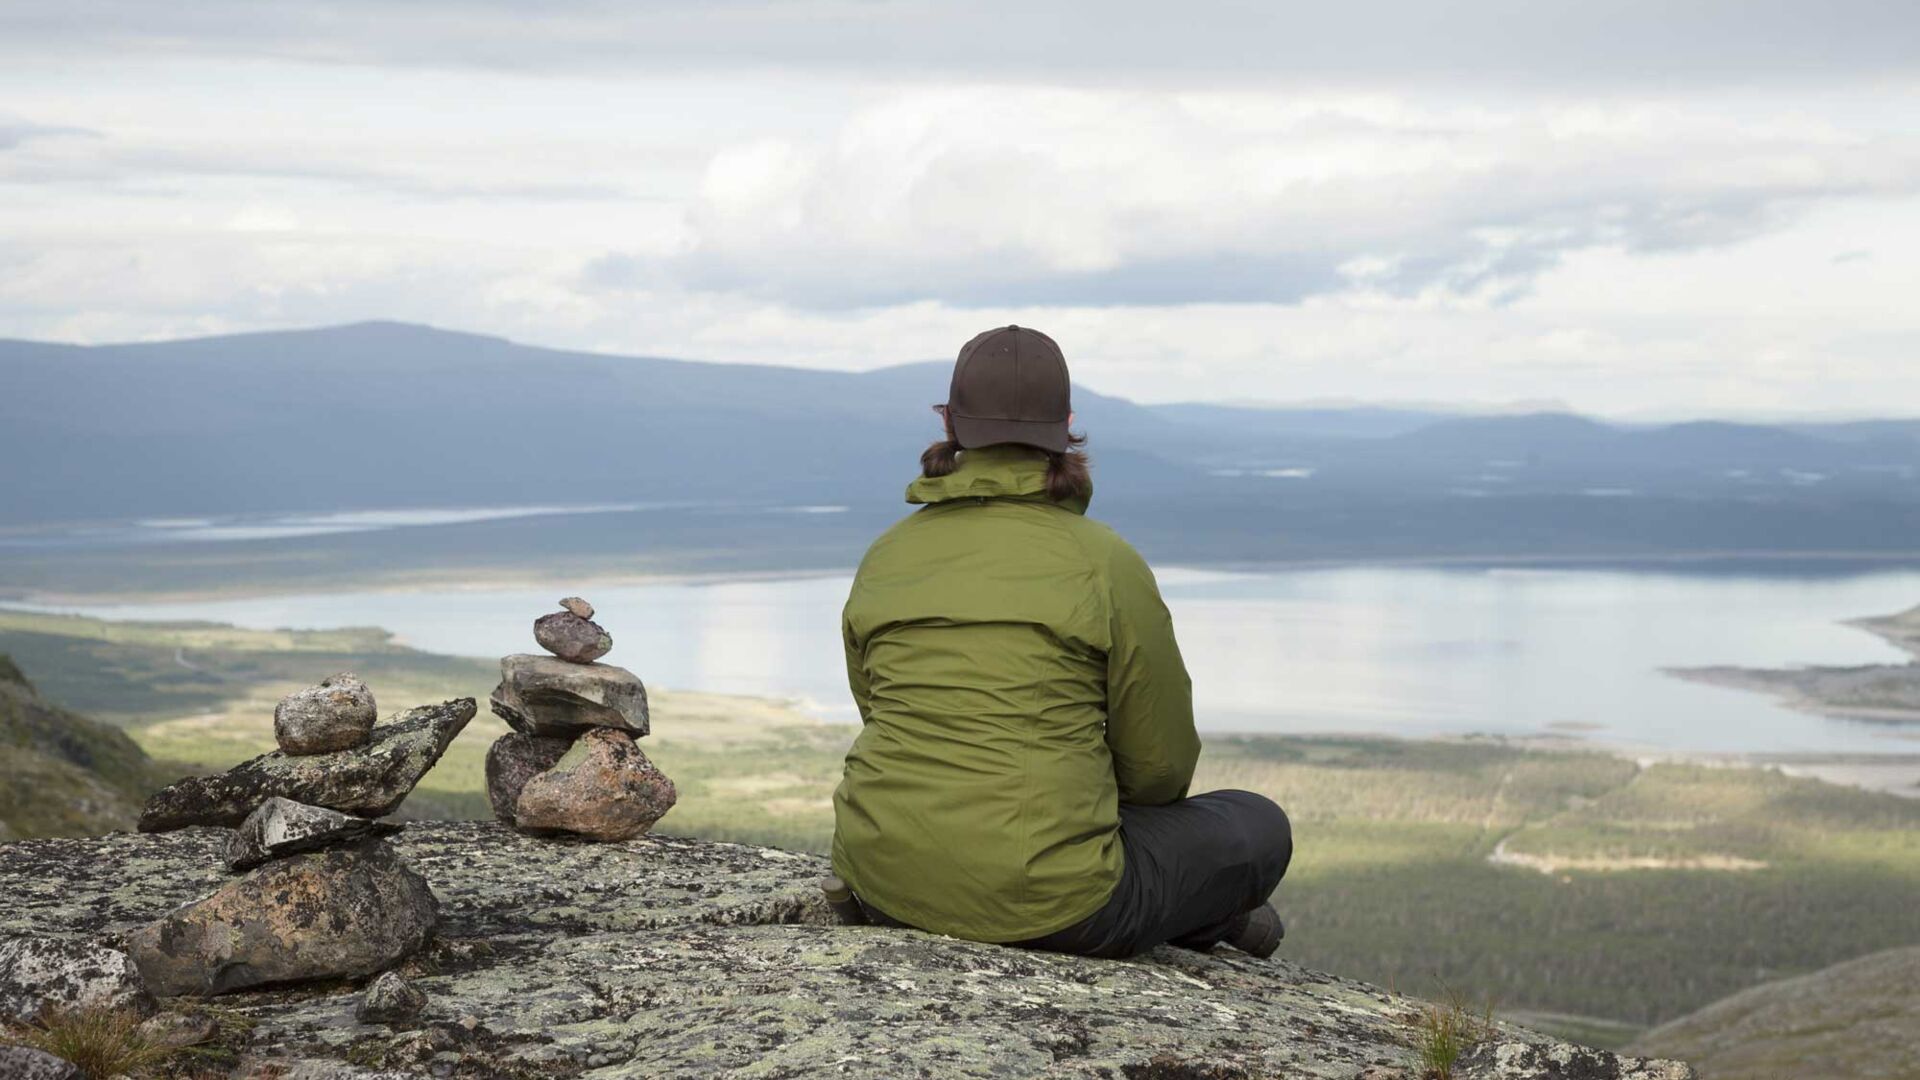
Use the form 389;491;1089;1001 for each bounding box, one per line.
904;444;1091;516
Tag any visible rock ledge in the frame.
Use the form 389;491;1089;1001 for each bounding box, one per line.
0;823;1692;1079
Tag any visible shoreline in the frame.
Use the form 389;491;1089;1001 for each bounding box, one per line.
11;547;1920;608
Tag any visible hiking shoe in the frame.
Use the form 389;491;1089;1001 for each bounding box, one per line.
1224;902;1285;958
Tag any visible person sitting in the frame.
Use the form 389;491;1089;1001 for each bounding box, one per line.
831;325;1292;958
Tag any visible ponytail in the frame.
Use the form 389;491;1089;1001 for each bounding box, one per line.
920;430;1091;504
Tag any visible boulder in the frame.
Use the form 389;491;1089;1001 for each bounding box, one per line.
356;970;427;1026
488;655;647;737
0;936;154;1022
513;729;677;841
138;1009;221;1047
483;732;572;826
125;839;438;996
138;698;475;832
558;596;594;619
0;1046;82;1080
224;797;403;871
532;611;613;664
274;673;378;755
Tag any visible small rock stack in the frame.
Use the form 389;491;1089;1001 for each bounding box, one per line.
127;676;470;996
485;598;677;842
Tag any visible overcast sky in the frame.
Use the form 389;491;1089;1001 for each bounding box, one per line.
3;1;1918;416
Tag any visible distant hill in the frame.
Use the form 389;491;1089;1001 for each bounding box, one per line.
0;654;161;838
1627;946;1920;1079
6;321;1920;586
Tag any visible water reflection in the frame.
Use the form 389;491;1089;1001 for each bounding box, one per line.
13;565;1920;755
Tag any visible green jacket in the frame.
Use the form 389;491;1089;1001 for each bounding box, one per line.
831;444;1201;942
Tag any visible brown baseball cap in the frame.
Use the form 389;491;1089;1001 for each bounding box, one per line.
945;325;1072;453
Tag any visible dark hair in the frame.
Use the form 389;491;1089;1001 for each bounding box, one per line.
920;428;1091;503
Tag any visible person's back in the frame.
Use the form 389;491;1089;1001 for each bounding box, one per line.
834;442;1195;940
832;325;1291;958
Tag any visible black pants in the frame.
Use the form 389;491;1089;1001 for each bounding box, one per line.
1016;789;1292;959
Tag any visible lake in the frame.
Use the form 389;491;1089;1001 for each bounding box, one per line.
14;563;1920;756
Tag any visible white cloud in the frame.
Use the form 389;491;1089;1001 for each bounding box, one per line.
1;10;1918;417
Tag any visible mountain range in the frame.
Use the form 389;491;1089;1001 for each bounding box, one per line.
6;321;1920;584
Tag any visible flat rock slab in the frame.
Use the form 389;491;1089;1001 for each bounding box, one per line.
0;823;1693;1079
489;654;647;737
139;698;475;832
126;838;438;996
224;796;404;871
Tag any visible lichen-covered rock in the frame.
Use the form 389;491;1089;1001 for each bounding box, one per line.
0;824;1694;1079
356;970;426;1026
125;838;438;996
1458;1041;1695;1079
512;728;677;841
224;796;403;871
533;611;613;664
488;654;647;737
274;673;378;755
0;936;154;1022
558;596;594;620
138;1008;221;1047
138;698;475;832
0;1046;82;1080
483;731;572;826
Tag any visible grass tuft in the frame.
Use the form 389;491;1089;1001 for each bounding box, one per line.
1407;986;1494;1080
5;1006;187;1080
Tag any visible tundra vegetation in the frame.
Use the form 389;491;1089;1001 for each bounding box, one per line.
2;608;1916;1050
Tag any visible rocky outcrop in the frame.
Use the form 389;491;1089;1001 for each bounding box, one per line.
125;838;438;996
138;698;475;832
223;796;403;871
0;823;1692;1079
512;729;677;841
0;936;154;1022
274;673;378;755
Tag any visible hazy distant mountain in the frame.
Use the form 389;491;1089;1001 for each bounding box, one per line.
5;322;1920;578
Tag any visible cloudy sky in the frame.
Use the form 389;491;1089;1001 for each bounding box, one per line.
3;1;1918;416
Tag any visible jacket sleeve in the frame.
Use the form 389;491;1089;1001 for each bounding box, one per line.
843;608;875;725
1103;540;1201;805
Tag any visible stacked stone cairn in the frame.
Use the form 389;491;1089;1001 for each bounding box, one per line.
122;674;472;999
486;597;677;841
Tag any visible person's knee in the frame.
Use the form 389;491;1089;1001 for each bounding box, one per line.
1212;789;1292;888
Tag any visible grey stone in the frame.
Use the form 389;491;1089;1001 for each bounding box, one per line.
356;970;427;1026
274;673;378;755
513;728;677;841
0;936;153;1023
125;839;438;996
0;824;1692;1079
223;796;403;871
482;732;571;826
488;655;647;737
138;698;475;832
532;611;612;664
0;1046;82;1080
137;1009;221;1047
558;596;594;619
